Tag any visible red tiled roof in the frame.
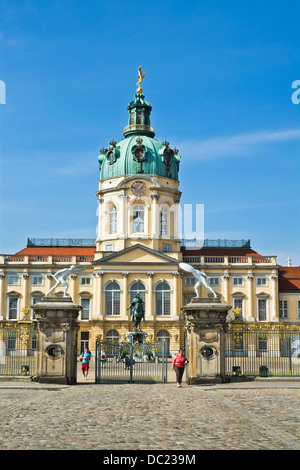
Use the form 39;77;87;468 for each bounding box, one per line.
279;267;300;292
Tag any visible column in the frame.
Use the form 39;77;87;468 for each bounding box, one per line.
247;272;255;322
172;272;179;319
46;273;53;296
118;193;128;238
222;272;230;303
271;273;278;321
70;274;77;302
150;194;159;238
96;196;104;243
122;273;129;318
147;272;154;319
92;272;97;320
21;273;29;313
96;271;103;319
172;199;181;240
0;273;5;320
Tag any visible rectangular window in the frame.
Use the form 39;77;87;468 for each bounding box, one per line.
8;335;16;350
80;277;91;286
32;276;44;286
8;276;20;286
80;332;89;352
257;277;267;286
258;334;268;351
163;243;172;252
105;292;120;315
105;244;114;252
279;300;288;319
186;277;196;286
133;205;144;233
233;277;243;286
81;298;90;320
156;292;171;316
209;277;220;286
258;299;267;321
8;296;18;320
156;291;171;316
233;298;243;318
31;334;37;350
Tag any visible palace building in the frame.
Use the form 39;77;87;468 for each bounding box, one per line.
1;71;299;356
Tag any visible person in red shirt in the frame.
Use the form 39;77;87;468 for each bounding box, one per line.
172;349;188;387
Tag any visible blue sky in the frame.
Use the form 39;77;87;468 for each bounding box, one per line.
0;0;299;265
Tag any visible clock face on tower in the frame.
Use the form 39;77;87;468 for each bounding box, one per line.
131;181;147;197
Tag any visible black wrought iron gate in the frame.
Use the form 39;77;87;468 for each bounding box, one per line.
95;340;168;383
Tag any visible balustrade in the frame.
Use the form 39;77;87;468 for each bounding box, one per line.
182;255;276;266
2;254;95;264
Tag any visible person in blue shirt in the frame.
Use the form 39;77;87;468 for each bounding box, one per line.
80;347;92;380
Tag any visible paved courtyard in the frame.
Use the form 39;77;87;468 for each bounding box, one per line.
0;372;299;452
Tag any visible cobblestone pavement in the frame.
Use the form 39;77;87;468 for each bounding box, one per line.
0;379;300;450
0;372;299;452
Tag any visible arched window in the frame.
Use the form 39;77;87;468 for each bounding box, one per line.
133;204;144;233
130;281;146;304
106;329;119;344
157;329;171;356
109;206;117;234
155;281;171;316
105;281;120;315
160;206;168;235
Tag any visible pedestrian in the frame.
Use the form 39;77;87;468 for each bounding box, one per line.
101;350;106;368
172;349;188;388
80;346;92;380
124;355;130;370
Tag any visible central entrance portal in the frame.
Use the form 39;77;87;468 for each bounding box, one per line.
95;340;168;384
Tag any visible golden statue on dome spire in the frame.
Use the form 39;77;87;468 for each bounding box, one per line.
136;66;145;94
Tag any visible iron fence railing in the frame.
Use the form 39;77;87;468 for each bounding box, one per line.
0;327;37;376
226;327;300;377
1;324;299;379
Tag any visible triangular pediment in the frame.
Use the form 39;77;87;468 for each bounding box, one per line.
93;244;178;266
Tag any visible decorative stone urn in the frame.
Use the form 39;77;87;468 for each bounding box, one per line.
182;297;231;384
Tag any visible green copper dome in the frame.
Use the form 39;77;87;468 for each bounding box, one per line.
98;91;181;181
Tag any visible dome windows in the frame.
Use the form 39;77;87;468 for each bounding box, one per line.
109;206;117;235
133;204;145;233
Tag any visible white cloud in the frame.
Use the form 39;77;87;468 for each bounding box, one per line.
176;128;300;161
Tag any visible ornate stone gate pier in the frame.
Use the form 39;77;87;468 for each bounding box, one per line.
31;297;82;384
183;298;231;384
